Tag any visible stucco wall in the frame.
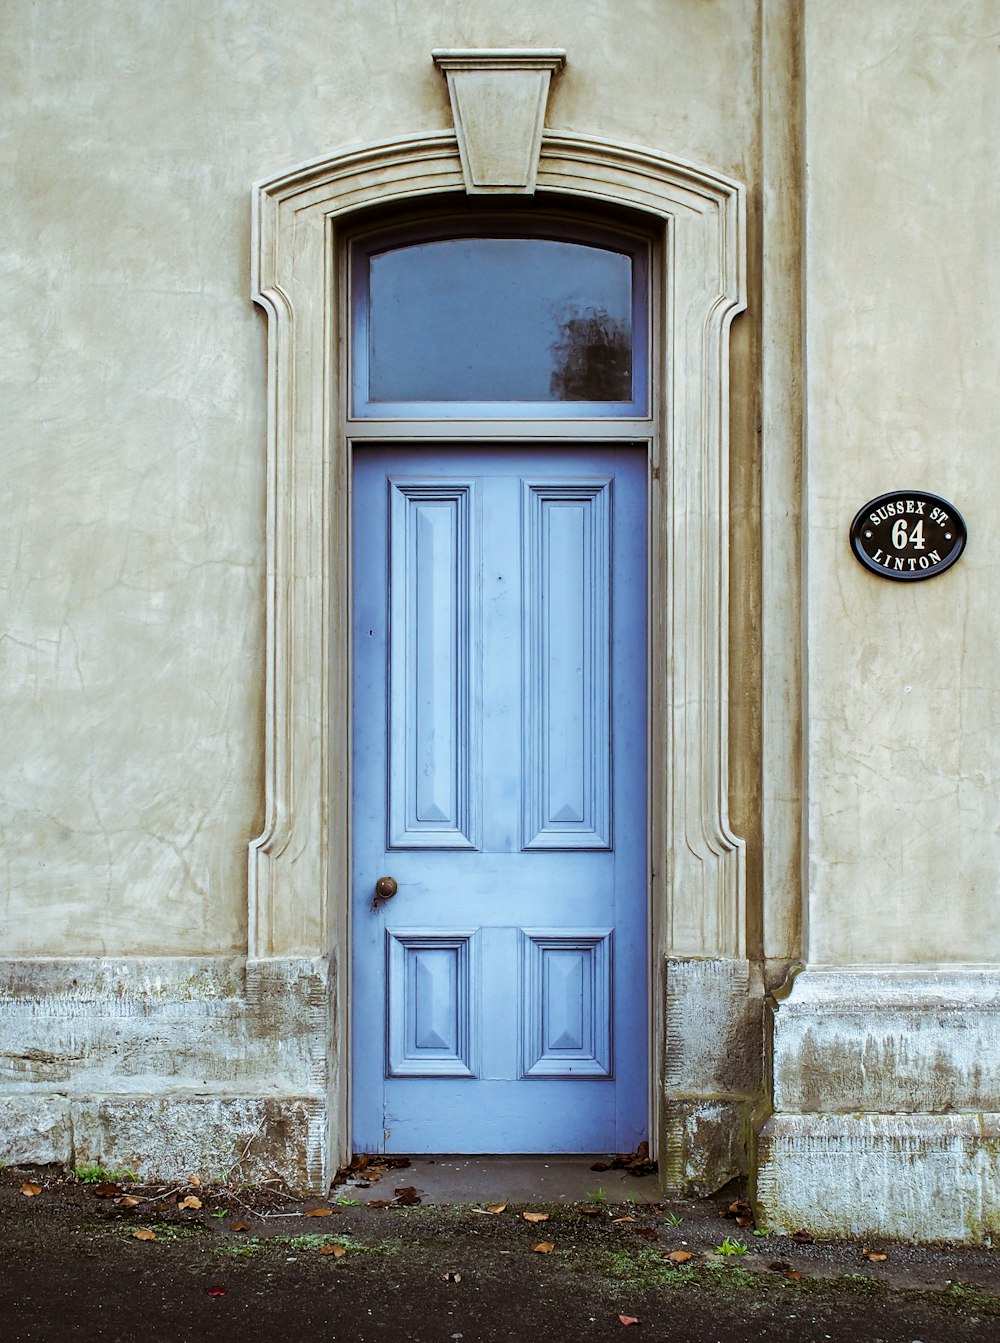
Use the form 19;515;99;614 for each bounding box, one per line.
1;0;763;958
803;0;1000;963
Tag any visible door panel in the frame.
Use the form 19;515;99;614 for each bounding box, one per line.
352;446;646;1153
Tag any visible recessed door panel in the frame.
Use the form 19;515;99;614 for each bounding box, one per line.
522;482;611;849
352;446;647;1153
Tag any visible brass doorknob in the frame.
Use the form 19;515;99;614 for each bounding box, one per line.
375;875;398;901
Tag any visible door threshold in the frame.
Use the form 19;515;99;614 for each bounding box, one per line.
335;1155;661;1205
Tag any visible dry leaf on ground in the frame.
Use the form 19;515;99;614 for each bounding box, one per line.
133;1229;156;1241
531;1241;555;1253
862;1249;888;1262
189;1175;201;1187
320;1244;347;1258
179;1195;202;1210
117;1196;142;1208
93;1183;123;1199
523;1211;549;1223
784;1270;805;1281
790;1229;814;1244
618;1316;640;1326
20;1184;41;1198
611;1216;636;1224
394;1187;421;1206
666;1250;692;1263
305;1206;333;1218
231;1221;251;1233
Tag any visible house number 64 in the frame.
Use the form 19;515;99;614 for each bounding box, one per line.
892;518;925;550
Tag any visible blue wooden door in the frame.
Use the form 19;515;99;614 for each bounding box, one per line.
352;445;647;1153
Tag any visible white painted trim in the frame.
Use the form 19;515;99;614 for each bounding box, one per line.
249;129;747;1163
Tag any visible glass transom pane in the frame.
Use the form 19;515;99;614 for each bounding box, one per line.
351;224;649;418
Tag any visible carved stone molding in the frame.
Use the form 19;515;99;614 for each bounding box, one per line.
249;127;747;1156
432;49;565;194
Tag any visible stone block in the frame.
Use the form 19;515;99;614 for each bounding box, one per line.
757;1113;1000;1244
70;1095;328;1190
660;1097;749;1197
0;1095;72;1166
771;968;1000;1114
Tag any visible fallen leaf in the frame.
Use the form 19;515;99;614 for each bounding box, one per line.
368;1199;392;1209
231;1221;251;1233
320;1244;347;1258
784;1271;805;1281
189;1175;201;1188
179;1195;202;1210
486;1203;506;1214
862;1249;888;1262
206;1283;227;1296
20;1183;41;1198
118;1196;142;1208
532;1241;555;1253
720;1198;754;1221
580;1205;603;1217
523;1211;550;1224
590;1162;610;1172
133;1229;157;1241
666;1250;693;1263
618;1316;640;1326
305;1206;333;1218
394;1186;421;1206
790;1229;814;1244
359;1170;384;1183
441;1270;462;1282
93;1183;123;1199
735;1215;755;1228
611;1216;636;1225
388;1158;411;1169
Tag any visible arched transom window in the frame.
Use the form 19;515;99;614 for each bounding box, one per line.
349;215;650;420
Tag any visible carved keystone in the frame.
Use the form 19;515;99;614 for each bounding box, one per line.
432;49;566;194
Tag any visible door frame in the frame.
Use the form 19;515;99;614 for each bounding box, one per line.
248;129;746;1179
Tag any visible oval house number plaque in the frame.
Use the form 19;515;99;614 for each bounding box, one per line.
850;490;967;582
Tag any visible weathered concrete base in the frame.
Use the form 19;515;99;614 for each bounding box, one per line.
72;1094;328;1187
0;1092;326;1188
659;957;764;1196
757;1113;1000;1244
759;968;1000;1243
0;958;334;1189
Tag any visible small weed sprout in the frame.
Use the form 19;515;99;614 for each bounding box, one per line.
664;1211;683;1228
714;1235;748;1256
586;1188;607;1204
75;1164;137;1185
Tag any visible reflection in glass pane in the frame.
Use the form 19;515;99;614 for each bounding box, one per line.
367;238;633;404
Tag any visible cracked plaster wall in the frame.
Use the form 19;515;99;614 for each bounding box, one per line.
1;0;762;960
803;0;1000;964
